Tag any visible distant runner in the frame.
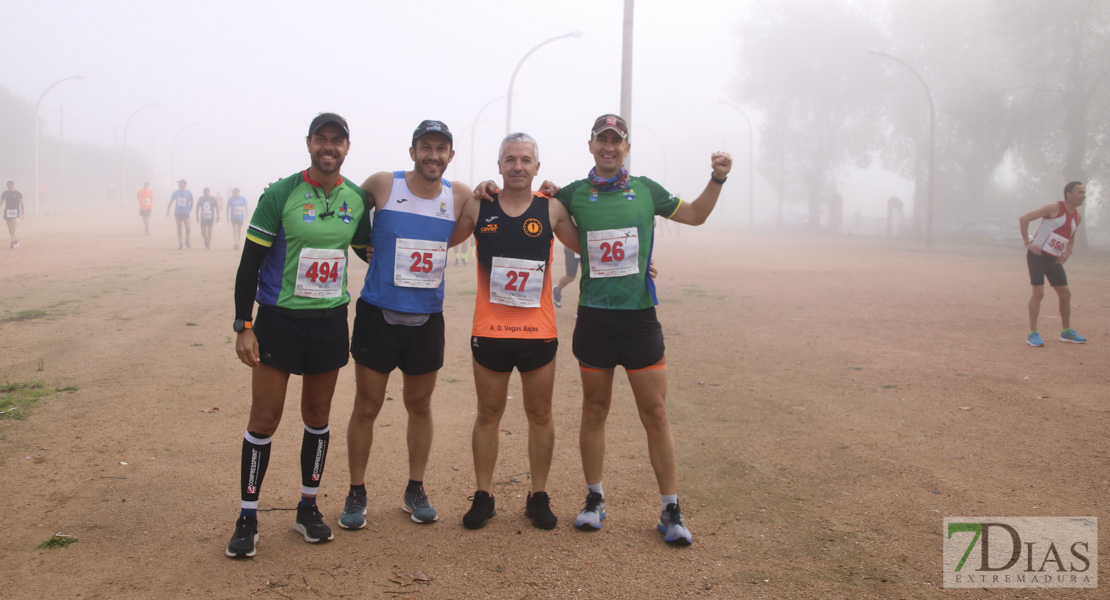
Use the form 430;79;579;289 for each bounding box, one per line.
1018;181;1087;347
3;181;25;248
227;188;249;250
166;180;194;249
196;187;220;250
136;181;153;235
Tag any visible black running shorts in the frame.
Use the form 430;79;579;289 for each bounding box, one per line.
350;299;445;375
572;305;664;370
1027;250;1067;287
471;336;558;373
254;305;349;376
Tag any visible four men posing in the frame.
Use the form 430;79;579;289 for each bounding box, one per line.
223;107;744;557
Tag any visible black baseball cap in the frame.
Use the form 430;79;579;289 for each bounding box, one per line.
412;120;453;146
308;112;350;138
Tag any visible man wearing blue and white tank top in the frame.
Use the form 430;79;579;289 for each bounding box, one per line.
340;120;476;530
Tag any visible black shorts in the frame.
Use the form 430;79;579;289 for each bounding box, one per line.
175;214;190;222
231;218;244;226
350;299;445;375
471;336;558;373
563;246;579;278
572;305;664;370
1027;250;1067;287
200;218;215;226
139;208;152;217
254;304;350;376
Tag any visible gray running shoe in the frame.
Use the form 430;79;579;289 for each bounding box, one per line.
225;516;258;558
338;492;368;530
657;503;692;546
574;491;606;530
403;486;438;523
294;504;334;543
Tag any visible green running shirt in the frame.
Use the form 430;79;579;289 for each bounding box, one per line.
556;176;680;310
246;170;371;310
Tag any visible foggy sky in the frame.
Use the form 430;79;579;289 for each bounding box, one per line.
3;0;911;224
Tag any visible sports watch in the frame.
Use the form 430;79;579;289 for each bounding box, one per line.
233;319;252;333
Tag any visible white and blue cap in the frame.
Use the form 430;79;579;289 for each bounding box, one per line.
412;119;453;146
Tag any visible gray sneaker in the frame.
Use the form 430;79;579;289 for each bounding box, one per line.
338;492;368;530
574;492;606;530
657;503;692;546
403;486;438;523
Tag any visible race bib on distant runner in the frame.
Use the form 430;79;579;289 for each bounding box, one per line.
176;197;188;207
295;248;345;298
1042;232;1068;257
586;227;639;278
394;238;447;288
490;256;544;307
4;209;17;219
232;206;245;218
201;204;214;219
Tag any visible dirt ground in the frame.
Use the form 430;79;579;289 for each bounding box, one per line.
1;209;1107;600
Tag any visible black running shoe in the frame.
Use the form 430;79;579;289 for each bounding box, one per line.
226;516;258;558
525;491;558;530
462;491;496;529
294;504;334;543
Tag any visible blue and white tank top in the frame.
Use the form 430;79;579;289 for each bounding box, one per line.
360;171;457;313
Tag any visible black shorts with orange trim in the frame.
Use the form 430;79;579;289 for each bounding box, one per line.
471;336;558;373
572;305;665;371
254;304;349;376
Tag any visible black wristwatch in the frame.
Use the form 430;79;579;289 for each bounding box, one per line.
233;319;252;333
710;174;727;185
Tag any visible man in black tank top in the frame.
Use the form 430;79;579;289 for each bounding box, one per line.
449;132;580;530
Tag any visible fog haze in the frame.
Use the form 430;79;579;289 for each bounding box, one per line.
4;0;1107;239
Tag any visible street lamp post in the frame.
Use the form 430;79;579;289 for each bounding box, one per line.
469;96;508;183
33;75;83;214
719;100;755;226
171;123;201;186
870;49;935;248
506;31;582;135
122;103;159;207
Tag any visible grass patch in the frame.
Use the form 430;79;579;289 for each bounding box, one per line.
3;309;46;323
680;285;707;297
442;377;461;383
1;381;77;420
185;322;198;327
191;343;204;347
882;384;900;390
38;534;77;549
36;358;44;372
455;290;477;296
848;367;863;371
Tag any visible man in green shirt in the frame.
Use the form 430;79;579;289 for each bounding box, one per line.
225;112;371;559
553;114;731;545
